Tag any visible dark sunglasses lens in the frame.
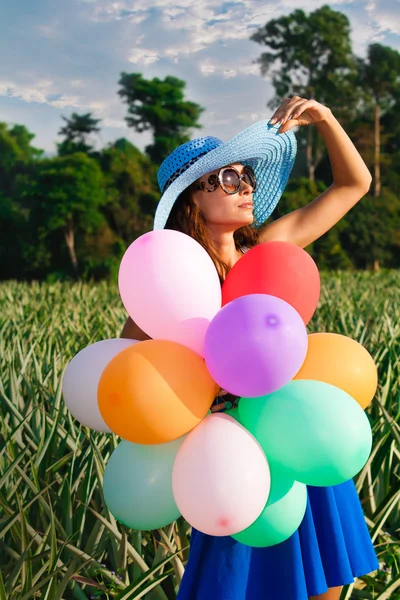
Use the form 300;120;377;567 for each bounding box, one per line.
244;167;256;190
221;168;241;192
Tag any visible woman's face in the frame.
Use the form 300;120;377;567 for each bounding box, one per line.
191;163;255;229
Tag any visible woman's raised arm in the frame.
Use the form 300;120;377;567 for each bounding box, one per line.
259;97;372;249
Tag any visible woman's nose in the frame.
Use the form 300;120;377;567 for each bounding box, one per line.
239;178;253;193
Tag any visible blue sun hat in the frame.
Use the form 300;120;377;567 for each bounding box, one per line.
153;120;297;230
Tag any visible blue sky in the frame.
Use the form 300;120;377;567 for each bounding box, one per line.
1;0;399;155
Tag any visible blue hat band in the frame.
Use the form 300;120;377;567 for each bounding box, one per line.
162;149;209;194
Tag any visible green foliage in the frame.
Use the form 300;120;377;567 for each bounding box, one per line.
341;189;400;268
118;73;205;164
359;44;400;106
24;153;107;276
100;138;157;245
0;123;42;170
27;153;105;232
58;113;102;157
0;123;42;197
250;5;358;115
0;195;31;279
275;177;326;214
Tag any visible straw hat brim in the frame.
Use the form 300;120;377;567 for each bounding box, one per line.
153;121;297;230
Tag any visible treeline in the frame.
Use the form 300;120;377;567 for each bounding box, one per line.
1;5;399;281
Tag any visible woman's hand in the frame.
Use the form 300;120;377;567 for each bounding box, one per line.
269;96;332;133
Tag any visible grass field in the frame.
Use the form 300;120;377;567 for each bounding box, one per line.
0;272;399;599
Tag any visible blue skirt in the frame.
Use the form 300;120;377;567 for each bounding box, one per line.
177;480;379;599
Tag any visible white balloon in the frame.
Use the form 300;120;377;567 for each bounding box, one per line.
172;414;271;536
62;338;138;432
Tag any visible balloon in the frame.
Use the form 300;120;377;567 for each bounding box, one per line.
172;414;270;536
222;241;320;325
224;406;241;421
232;463;307;547
204;294;308;397
62;338;137;432
294;333;378;409
118;230;221;356
103;438;184;530
238;380;372;486
98;340;219;444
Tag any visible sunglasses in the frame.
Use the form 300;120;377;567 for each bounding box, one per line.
196;165;257;195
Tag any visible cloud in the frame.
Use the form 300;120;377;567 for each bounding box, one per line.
366;0;400;37
87;4;149;23
102;117;129;128
81;0;400;67
83;0;278;51
281;0;355;7
198;59;261;78
0;80;82;109
38;21;59;38
200;61;216;75
128;48;160;64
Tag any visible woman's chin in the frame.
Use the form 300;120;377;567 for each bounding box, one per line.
236;213;254;227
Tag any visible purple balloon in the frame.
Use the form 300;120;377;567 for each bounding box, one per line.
204;294;308;398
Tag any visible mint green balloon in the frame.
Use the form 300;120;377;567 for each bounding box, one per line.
238;380;372;486
103;438;183;530
232;463;307;547
224;406;241;421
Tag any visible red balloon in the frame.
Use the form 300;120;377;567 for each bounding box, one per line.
222;241;320;325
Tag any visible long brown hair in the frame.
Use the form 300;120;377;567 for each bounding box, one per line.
165;184;260;283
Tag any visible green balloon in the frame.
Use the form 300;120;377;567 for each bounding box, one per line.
238;380;372;486
232;463;307;547
103;438;183;530
224;406;241;421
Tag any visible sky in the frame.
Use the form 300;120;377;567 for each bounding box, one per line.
1;0;399;156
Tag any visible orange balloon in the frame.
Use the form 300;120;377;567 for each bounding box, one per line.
98;340;219;444
294;333;378;409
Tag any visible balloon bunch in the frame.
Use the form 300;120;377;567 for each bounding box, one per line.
62;230;378;547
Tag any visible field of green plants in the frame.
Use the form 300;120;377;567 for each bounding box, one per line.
1;272;399;600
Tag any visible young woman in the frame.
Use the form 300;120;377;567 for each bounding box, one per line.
121;96;379;600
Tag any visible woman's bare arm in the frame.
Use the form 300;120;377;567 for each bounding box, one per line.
259;98;372;249
120;316;151;341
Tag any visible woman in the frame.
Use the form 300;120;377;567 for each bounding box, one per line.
122;96;379;600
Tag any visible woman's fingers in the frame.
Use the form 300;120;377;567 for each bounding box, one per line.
270;96;309;125
211;402;228;413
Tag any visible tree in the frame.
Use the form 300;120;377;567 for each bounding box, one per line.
250;5;358;181
57;112;101;156
356;44;400;197
26;153;106;274
341;189;400;269
118;73;205;165
0;123;42;193
0;123;44;280
100;138;159;245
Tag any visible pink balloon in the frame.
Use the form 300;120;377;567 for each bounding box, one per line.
118;230;221;356
172;414;270;536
